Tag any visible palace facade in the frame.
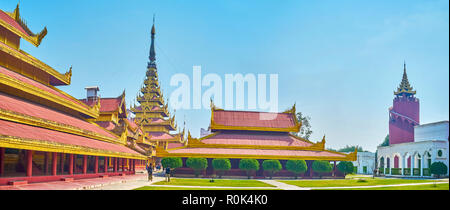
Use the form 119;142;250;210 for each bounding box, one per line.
0;4;149;185
159;103;357;178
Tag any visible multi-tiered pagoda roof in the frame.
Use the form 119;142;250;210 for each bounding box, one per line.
130;19;184;150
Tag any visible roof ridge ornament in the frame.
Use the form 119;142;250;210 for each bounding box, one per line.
6;3;48;47
394;61;416;96
148;14;157;69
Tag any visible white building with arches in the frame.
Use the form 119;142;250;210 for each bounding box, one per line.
377;121;449;177
352;152;376;174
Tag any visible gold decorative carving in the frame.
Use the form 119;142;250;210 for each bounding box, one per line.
1;4;48;47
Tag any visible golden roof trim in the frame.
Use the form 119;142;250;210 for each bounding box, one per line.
1;4;48;47
0;73;99;118
0;43;72;85
0;108;123;145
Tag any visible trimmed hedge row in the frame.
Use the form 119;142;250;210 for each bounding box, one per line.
161;157;344;179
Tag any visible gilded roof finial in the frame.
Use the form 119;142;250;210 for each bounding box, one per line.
152;14;156;35
148;14;157;68
394;61;416;96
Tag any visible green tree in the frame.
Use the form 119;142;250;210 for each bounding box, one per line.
337;161;354;176
239;159;260;179
338;145;364;153
295;112;313;140
312;160;333;178
186;158;208;177
262;160;282;179
161;157;183;175
212;158;231;178
285;160;308;179
430;162;448;179
379;135;389;147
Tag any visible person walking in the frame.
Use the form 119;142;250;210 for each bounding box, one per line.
165;166;171;182
146;163;153;182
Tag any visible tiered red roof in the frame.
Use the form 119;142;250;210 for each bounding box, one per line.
213;110;297;129
167;148;346;158
200;131;313;147
148;132;178;140
0;65;89;108
0;92;116;139
0;10;27;35
80;97;125;113
0;120;141;156
162;108;356;161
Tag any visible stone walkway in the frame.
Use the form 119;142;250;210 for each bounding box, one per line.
259;180;309;190
309;181;449;190
0;173;150;190
92;176;165;190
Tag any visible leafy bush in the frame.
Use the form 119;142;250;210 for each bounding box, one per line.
312;160;333;178
262;160;282;179
161;157;183;172
337;161;354;176
212;158;231;178
239;159;260;179
285;160;307;179
186;158;208;177
430;162;448;178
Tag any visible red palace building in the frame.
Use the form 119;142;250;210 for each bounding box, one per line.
0;4;149;186
159;103;357;178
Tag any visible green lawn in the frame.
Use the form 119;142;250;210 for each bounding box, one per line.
279;178;446;187
317;183;449;190
135;186;280;190
152;178;274;187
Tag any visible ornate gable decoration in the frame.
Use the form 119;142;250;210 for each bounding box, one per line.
2;4;48;47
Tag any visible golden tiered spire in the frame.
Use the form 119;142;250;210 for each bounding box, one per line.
394;62;416;96
131;19;182;148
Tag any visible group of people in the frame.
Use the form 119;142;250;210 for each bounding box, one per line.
146;163;172;182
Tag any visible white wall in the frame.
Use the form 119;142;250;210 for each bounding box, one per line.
415;121;449;142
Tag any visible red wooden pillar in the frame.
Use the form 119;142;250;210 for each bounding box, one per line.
52;152;58;176
44;152;48;175
83;155;87;174
309;161;314;178
333;161;337;177
26;150;33;177
121;158;125;172
0;148;4;176
104;157;108;173
113;158;117;172
94;156;99;174
69;154;74;175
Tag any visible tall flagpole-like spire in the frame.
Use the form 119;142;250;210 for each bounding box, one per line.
148;14;157;69
394;60;416;96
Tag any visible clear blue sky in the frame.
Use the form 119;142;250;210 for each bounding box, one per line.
2;0;448;152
